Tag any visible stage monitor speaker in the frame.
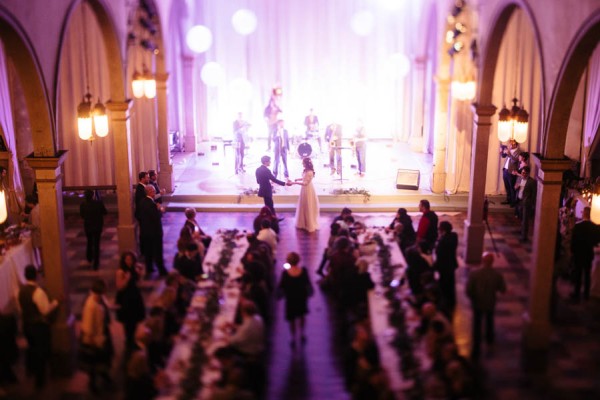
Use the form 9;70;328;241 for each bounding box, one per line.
396;169;420;190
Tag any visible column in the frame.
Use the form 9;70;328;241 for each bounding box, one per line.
522;156;571;354
182;55;197;152
463;104;496;263
431;76;450;193
155;72;174;193
25;151;75;371
409;56;426;152
106;100;137;254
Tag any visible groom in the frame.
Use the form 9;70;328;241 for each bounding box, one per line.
256;155;291;216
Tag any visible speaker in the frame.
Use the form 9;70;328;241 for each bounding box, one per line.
396;169;420;190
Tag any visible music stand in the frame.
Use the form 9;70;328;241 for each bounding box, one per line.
331;146;352;182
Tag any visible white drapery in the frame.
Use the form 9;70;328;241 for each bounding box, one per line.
0;41;26;222
582;45;600;176
191;0;424;141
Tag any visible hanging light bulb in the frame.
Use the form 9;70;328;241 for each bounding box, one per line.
132;70;145;98
497;104;512;142
93;99;109;137
77;93;93;141
0;189;7;224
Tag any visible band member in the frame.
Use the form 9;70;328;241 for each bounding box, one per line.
353;119;367;176
273;119;290;178
325;122;342;176
263;86;282;151
233;112;250;174
304;108;322;151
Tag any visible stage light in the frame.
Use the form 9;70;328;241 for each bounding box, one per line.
201;62;226;87
186;25;213;54
232;9;257;35
351;10;374;36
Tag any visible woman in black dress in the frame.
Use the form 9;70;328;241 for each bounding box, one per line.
277;252;313;347
115;251;146;351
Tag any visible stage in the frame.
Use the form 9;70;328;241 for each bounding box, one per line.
162;138;489;213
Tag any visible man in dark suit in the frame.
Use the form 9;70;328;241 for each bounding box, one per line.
433;221;459;317
272;119;290;178
137;185;167;276
134;171;149;218
570;206;600;302
515;166;536;242
79;189;107;270
256;155;291;216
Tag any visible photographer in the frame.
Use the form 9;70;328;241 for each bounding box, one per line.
500;139;521;206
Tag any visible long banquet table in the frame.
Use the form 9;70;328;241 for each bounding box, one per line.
0;236;36;313
158;230;249;399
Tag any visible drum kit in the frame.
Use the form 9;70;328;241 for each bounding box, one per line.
296;130;320;158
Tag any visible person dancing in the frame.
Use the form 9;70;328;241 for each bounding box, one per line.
325;122;343;176
256;155;292;216
293;157;320;232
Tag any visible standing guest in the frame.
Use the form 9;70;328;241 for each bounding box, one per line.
255;155;291;216
514;166;536;243
570;206;600;302
233;112;250;174
293;157;320;232
137;185;167;276
272;119;290;179
500;139;521;205
388;208;416;252
125;325;159;400
80;279;113;393
24;195;43;269
183;207;212;250
353;119;367;176
147;170;166;204
277;252;314;347
416;199;439;252
18;265;60;389
557;196;577;275
325;122;343;176
433;221;459;317
134;171;149;212
79;189;107;270
466;252;506;359
253;206;280;235
115;251;146;351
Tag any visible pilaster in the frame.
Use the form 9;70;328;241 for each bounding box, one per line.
182;55;197;152
156;72;174;192
431;76;450;193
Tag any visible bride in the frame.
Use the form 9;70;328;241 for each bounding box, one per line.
294;157;320;232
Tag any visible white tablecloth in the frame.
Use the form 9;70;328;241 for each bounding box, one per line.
0;237;35;313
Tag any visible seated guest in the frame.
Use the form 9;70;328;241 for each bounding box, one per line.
347;258;375;318
125;325;160;400
256;219;278;257
211;346;254;400
405;245;432;296
174;242;204;282
145;306;167;372
253;206;280;235
317;222;342;276
228;300;265;358
418;302;453;357
332;207;352;229
389;208;416;252
183;207;212;250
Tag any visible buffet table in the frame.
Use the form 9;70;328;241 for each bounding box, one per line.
158;230;248;400
0;236;36;313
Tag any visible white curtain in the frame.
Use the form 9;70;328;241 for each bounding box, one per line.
582;45;600;176
57;2;114;186
0;41;26;221
486;9;542;195
192;0;423;141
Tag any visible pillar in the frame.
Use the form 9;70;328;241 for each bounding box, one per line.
106;100;137;254
409;56;426;152
182;55;197;152
522;156;571;354
155;72;174;193
431;76;450;193
463;104;496;263
25;151;75;371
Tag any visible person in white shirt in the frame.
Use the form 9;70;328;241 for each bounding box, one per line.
18;265;60;388
256;219;278;257
228;300;265;357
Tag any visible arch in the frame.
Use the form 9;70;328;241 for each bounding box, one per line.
544;10;600;159
0;6;55;155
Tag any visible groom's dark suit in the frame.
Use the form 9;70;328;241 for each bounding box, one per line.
256;164;286;215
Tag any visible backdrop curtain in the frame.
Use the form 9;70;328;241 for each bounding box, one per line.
0;41;26;223
582;45;600;177
191;0;425;142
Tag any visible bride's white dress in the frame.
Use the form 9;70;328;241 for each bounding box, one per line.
295;170;320;232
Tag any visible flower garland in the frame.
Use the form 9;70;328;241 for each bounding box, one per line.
331;187;371;203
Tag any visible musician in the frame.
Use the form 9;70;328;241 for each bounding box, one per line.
304;108;322;152
233;112;250;174
263;86;282;151
353;119;367;176
273;119;290;179
325;122;343;176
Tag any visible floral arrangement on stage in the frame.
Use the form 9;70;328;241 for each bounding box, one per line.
237;187;277;203
331;187;371;203
371;234;424;398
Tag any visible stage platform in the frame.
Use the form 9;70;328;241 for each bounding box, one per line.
162;139;506;213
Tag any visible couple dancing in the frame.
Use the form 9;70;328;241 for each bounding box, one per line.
256;155;320;233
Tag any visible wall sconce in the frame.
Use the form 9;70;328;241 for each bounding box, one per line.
129;0;159;100
0;189;7;224
497;97;529;143
451;79;476;101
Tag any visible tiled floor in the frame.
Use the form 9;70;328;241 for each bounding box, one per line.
2;209;600;399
